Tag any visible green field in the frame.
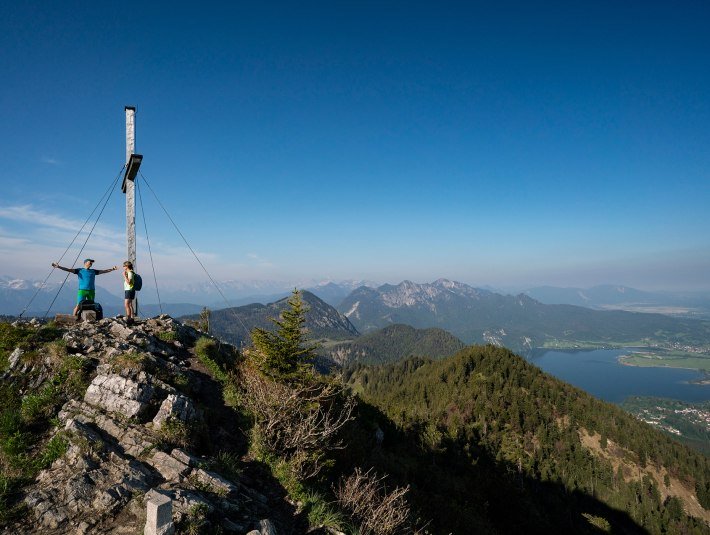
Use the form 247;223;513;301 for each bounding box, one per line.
619;350;710;372
537;339;710;372
540;339;651;350
541;340;618;350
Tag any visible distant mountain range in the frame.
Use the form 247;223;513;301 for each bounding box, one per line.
144;278;378;307
0;275;374;317
177;288;468;367
0;276;122;316
337;279;710;352
0;276;204;318
525;284;710;317
5;275;710;353
182;290;359;348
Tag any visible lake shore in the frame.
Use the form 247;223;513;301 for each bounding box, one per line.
617;350;710;374
529;348;709;403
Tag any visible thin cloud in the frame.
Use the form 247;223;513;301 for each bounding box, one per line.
0;204;87;231
41;156;62;166
246;252;274;268
0;204;242;284
0;204;123;242
0;235;31;248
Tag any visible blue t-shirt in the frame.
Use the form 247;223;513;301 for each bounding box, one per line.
73;268;97;290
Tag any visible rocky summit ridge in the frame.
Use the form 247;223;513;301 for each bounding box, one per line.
2;315;296;535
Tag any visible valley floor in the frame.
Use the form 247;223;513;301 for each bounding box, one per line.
619;350;710;373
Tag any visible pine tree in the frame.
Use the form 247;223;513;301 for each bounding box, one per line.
250;289;318;378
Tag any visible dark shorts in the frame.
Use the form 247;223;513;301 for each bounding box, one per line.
124;290;136;300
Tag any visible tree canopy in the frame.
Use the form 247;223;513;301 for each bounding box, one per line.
250;289;319;378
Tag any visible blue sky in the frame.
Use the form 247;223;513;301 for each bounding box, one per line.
1;1;708;291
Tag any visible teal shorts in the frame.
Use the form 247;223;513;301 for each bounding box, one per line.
77;289;95;303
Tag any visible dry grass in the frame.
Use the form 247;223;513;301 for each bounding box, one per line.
335;468;411;535
239;363;355;480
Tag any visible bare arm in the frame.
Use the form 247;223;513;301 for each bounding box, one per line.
95;266;118;275
51;263;74;273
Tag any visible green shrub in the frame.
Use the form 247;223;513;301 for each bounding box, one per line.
172;372;190;392
158;331;178;342
696;479;710;510
156;418;207;452
0;322;63;371
0;406;22;440
0;325;80;526
0;474;26;523
582;513;611;532
21;380;62;423
2;430;31;464
195;337;230;382
62;356;92;399
222;380;240;407
36;434;68;470
250;289;318;379
109;352;146;373
213;451;241;481
304;490;345;530
179;502;211;535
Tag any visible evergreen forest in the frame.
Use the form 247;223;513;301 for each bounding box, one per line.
343;346;710;533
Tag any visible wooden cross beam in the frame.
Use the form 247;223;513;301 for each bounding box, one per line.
122;106;141;315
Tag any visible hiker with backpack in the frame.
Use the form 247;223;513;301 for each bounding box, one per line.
51;258;118;316
122;261;137;322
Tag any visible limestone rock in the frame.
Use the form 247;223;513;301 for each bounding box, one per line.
170;448;202;467
60;400;155;458
84;372;155;418
259;519;278;535
110;322;134;339
8;347;23;370
80;310;97;322
26;416;154;532
147;451;190;482
190;468;239;496
11;315;282;534
152;393;200;429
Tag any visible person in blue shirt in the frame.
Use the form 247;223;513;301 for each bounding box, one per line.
52;258;118;316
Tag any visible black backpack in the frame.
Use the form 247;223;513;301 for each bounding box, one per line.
133;273;142;291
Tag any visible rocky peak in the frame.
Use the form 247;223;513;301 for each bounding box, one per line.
375;279;484;308
3;315;288;534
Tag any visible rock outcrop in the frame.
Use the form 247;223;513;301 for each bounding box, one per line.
5;315;283;534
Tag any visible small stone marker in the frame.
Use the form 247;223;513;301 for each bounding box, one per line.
80;310;97;322
144;493;174;535
259;519;278;535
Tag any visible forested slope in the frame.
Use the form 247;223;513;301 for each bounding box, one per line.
344;345;710;533
324;324;465;366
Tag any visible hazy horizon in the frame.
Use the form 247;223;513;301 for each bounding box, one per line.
3;272;710;298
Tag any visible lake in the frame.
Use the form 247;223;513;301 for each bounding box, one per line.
527;348;709;404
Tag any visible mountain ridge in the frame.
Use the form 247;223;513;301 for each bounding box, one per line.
182;290;359;348
337;279;710;352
